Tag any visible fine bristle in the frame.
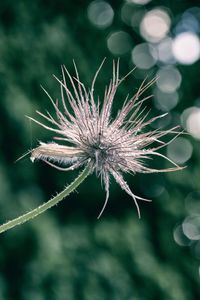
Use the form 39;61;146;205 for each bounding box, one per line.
30;60;183;218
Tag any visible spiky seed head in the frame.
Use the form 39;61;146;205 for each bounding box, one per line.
29;60;183;218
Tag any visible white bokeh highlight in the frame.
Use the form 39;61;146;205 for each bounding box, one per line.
140;9;171;42
172;32;200;64
186;108;200;140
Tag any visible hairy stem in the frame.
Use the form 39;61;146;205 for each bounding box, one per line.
0;165;90;234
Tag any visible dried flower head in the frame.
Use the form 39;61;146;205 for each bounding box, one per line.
29;60;182;218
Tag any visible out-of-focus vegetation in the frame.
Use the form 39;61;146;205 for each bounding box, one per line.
0;0;200;299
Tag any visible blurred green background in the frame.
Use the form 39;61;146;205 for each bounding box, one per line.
0;0;200;299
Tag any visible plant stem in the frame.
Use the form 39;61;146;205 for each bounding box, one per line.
0;165;90;234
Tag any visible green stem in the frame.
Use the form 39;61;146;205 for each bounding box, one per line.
0;165;90;234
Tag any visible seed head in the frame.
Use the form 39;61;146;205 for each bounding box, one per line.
29;60;183;218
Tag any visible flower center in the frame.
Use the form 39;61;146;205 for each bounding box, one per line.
88;142;111;170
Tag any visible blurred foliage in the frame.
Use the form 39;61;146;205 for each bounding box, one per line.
0;0;200;299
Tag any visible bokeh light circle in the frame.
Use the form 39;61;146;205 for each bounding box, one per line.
128;0;152;4
107;31;132;55
156;67;182;93
87;0;114;29
131;43;156;69
183;216;200;241
184;107;200;140
167;137;193;164
153;89;179;112
173;224;191;246
157;37;175;64
175;12;200;35
185;191;200;215
172;32;200;64
140;9;171;42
